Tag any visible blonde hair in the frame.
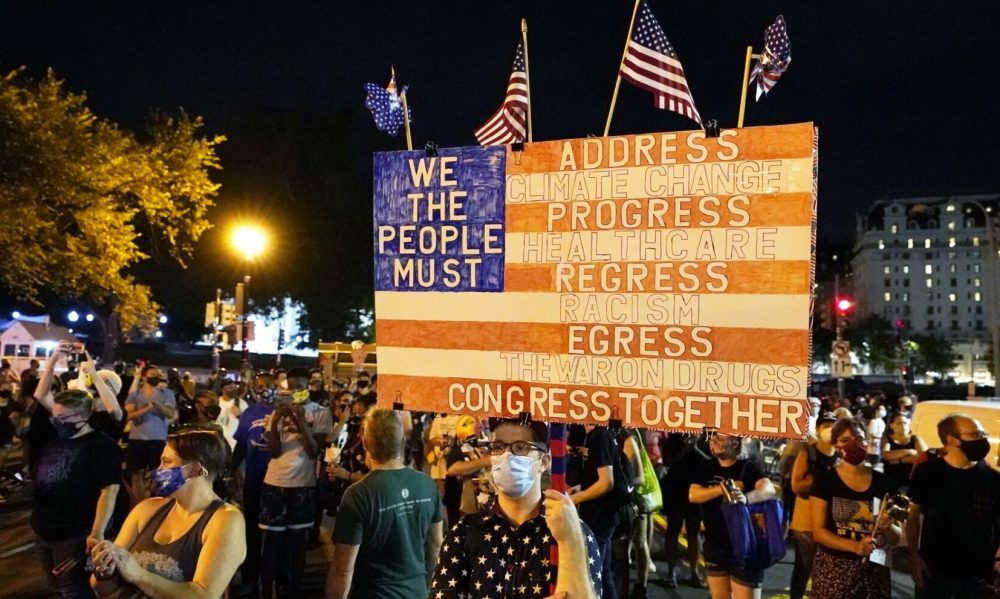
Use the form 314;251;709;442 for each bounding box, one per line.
54;389;94;417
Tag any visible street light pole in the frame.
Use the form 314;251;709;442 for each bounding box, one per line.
965;199;1000;387
241;274;251;363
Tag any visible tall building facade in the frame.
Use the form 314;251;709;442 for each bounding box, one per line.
851;195;1000;383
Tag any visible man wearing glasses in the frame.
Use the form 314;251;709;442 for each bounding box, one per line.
906;414;1000;598
429;417;602;599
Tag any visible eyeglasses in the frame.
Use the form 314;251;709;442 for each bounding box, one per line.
487;441;546;457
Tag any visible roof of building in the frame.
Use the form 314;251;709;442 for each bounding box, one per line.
861;194;1000;233
1;320;78;343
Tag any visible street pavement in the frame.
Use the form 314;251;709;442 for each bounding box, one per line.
0;478;917;599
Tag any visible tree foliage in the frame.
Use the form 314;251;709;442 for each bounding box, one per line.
908;333;959;378
0;68;223;354
844;314;900;374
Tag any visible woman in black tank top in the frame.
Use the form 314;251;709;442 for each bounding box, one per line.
879;412;927;492
91;428;246;599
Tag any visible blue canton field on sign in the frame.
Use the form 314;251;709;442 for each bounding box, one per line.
373;145;506;292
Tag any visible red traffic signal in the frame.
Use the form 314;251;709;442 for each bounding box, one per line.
835;297;854;314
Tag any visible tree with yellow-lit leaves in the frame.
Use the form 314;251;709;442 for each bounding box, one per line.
0;68;224;361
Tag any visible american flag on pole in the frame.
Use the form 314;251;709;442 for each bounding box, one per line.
364;67;409;136
474;40;528;146
619;1;702;126
750;15;791;100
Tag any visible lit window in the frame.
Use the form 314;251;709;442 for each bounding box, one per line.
948;221;956;231
891;224;898;234
878;239;885;250
884;292;891;302
973;236;980;246
884;265;891;274
925;264;933;274
902;292;909;301
950;264;957;273
903;265;910;274
975;278;981;287
907;238;914;249
925;239;931;248
975;292;982;302
949;293;957;302
949;237;956;248
947;204;956;212
926;278;933;288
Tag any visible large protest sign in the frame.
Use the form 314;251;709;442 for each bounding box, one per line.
374;122;817;438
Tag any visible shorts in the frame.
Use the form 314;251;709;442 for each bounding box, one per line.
125;439;166;475
704;554;764;589
258;484;316;531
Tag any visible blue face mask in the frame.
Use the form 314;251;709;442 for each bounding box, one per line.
490;453;540;498
151;464;192;497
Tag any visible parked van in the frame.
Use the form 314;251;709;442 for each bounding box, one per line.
910;400;1000;471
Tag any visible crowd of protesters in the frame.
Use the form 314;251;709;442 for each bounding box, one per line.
1;345;998;599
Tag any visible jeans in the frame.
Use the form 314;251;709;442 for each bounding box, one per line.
242;484;262;589
789;530;817;599
35;534;95;599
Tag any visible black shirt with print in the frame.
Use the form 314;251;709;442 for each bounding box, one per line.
429;499;603;599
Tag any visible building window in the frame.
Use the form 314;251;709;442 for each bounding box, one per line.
903;265;909;274
891;224;899;234
907;238;913;248
878;239;885;250
947;204;956;212
925;264;933;275
951;320;959;330
951;306;959;315
884;265;891;274
949;293;957;302
949;237;956;248
902;292;909;302
975;278;981;287
948;221;956;231
884;278;891;288
976;306;984;314
925;239;932;248
927;306;934;315
974;263;981;273
884;292;891;302
926;278;933;288
950;278;957;286
976;320;984;330
949;264;957;273
903;278;910;287
973;236;980;246
975;292;982;302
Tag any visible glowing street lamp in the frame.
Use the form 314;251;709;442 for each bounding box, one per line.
229;222;269;364
68;310;80;322
230;225;268;262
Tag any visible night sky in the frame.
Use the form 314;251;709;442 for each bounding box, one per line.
2;1;998;337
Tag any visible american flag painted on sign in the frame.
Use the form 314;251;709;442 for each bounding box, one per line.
373;124;818;440
620;1;702;125
750;15;791;100
475;40;528;146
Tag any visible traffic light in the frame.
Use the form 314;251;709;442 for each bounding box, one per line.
835;297;854;315
819;303;833;330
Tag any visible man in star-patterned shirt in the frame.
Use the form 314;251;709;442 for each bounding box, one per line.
429;418;602;599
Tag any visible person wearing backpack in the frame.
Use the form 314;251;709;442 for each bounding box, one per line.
570;423;626;599
689;432;775;599
787;411;838;599
623;428;659;599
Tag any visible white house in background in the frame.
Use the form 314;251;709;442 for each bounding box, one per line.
0;317;78;371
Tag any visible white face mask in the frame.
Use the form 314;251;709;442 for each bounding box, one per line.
490;453;540;499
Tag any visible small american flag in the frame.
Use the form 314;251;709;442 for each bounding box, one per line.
364;68;410;137
475;40;528;146
750;15;791;100
619;1;701;126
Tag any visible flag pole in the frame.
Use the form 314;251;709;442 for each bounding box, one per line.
400;90;413;151
737;46;754;128
604;0;642;137
521;18;533;143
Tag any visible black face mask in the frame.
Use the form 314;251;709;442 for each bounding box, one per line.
356;380;369;389
309;390;324;401
203;404;222;420
146;376;161;387
959;437;991;462
51;418;84;439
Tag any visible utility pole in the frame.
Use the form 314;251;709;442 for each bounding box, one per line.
834;273;845;401
211;287;221;372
